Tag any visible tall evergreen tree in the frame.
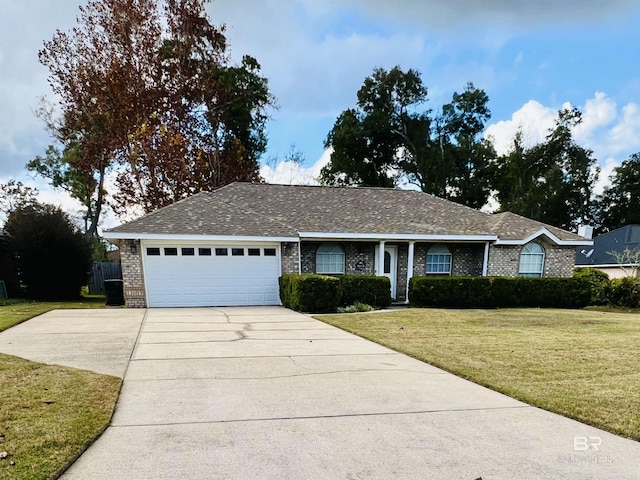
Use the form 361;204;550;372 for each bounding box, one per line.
597;152;640;231
493;107;599;231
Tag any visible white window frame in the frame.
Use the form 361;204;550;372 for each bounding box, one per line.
426;244;452;275
519;242;545;277
316;243;345;274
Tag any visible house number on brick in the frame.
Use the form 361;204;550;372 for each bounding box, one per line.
355;260;366;272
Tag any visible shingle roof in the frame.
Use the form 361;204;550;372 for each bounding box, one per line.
106;182;585;241
575;224;640;266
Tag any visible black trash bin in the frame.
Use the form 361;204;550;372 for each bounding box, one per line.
104;279;125;306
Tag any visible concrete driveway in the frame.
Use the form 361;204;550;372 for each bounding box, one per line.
1;307;638;479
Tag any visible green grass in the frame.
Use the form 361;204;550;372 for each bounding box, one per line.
0;296;123;480
0;296;106;332
317;308;640;441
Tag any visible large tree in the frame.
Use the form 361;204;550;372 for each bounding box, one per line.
321;67;427;188
321;68;495;208
441;83;496;209
33;0;273;228
597;152;640;231
493;107;599;231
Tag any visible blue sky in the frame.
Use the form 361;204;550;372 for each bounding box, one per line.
0;0;639;227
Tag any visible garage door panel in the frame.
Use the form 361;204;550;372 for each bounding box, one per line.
143;243;281;307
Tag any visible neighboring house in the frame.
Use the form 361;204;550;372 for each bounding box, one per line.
575;224;640;278
103;182;592;308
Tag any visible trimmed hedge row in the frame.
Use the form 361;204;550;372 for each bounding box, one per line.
279;274;392;313
409;276;592;309
339;275;392;308
279;274;341;313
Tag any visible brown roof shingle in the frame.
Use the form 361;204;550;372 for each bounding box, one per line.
106;182;584;241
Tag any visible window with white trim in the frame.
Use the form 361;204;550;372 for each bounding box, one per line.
316;243;345;274
519;242;545;277
426;244;452;275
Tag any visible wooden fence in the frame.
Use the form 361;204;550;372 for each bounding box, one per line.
89;262;122;295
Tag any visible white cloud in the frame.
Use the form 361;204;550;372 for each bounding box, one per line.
594;157;620;196
260;148;331;185
606;102;640;154
484;93;640;199
485;93;640;161
484;100;558;155
573;92;617;143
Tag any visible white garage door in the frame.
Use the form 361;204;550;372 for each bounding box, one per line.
142;243;281;307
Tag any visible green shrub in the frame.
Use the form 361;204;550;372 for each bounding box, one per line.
490;277;591;309
338;275;392;308
4;204;93;300
409;276;591;309
573;268;610;305
409;276;492;308
607;277;640;308
0;233;20;298
279;274;342;313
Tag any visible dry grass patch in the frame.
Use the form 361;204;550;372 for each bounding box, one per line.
0;297;121;480
317;308;640;440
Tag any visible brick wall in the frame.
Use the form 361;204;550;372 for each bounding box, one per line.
300;242;377;275
487;240;576;278
543;242;576;277
280;242;300;275
451;244;484;276
120;239;147;308
486;245;519;276
413;243;483;276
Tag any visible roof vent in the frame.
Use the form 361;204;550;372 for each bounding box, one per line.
578;225;593;239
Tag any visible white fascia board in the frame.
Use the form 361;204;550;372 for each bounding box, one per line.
493;228;593;246
102;232;299;243
297;232;497;242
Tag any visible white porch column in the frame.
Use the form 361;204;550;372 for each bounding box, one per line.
406;241;415;304
482;241;490;276
377;240;386;275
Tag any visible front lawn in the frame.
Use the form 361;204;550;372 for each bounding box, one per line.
0;297;122;480
0;296;105;332
317;308;640;440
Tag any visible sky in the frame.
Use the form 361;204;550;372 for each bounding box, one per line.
0;0;639;230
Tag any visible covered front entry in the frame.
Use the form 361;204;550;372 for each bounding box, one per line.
142;242;281;307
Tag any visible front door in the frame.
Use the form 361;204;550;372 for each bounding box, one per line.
375;245;398;300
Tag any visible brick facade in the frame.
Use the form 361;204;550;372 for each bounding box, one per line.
301;242;377;275
413;243;484;276
486;245;517;276
280;242;300;275
116;237;577;309
120;239;147;308
486;239;577;277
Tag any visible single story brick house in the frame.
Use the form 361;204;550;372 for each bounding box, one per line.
103;182;592;308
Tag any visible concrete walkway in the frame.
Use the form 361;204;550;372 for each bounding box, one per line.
1;307;638;479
